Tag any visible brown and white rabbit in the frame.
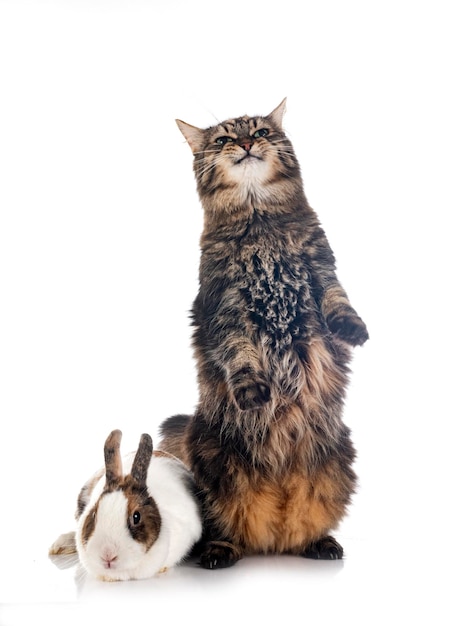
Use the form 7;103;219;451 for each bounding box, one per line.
49;430;203;581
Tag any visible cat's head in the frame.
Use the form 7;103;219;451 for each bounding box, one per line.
176;99;302;216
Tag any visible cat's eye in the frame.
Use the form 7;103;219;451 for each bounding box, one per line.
254;128;269;138
132;511;141;525
216;136;234;146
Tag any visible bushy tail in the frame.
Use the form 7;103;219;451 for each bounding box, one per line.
158;414;191;465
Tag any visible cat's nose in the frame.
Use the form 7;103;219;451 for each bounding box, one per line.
240;141;253;153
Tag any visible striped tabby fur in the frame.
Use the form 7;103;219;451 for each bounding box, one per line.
160;99;368;568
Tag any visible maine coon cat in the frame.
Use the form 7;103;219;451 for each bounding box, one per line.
160;99;368;568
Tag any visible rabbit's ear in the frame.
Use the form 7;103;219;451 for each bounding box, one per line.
104;429;123;486
131;433;153;485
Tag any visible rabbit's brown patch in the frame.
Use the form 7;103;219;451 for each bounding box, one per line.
122;479;162;549
81;501;98;545
76;467;105;519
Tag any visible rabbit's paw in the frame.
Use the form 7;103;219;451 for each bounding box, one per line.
300;535;344;560
199;541;242;569
48;531;77;556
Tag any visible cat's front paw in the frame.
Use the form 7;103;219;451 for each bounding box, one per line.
300;535;344;560
327;312;369;346
199;541;242;569
230;370;271;411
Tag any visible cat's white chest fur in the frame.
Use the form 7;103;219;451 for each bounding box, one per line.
228;156;272;204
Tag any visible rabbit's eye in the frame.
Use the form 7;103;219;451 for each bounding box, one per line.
132;511;141;525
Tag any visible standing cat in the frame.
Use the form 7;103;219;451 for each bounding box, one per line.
160;99;368;569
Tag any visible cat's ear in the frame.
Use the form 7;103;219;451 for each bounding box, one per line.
176;119;204;154
267;98;287;129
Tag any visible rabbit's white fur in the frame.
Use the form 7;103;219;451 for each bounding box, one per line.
76;452;202;581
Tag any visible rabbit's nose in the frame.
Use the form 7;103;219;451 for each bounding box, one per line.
101;550;118;569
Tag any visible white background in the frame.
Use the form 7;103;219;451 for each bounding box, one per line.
0;1;447;624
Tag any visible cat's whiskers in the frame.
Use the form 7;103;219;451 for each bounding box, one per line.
269;139;296;152
196;153;229;179
269;144;296;154
196;158;220;179
192;148;219;156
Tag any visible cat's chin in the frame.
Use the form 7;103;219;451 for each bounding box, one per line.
235;154;263;165
229;156;270;183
